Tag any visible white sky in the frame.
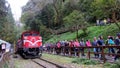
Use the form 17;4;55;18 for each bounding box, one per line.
7;0;29;21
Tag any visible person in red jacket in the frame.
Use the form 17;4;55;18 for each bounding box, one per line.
74;39;80;56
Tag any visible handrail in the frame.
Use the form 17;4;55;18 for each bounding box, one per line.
44;46;120;63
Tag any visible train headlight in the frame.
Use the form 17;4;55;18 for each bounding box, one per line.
24;37;28;40
39;37;42;40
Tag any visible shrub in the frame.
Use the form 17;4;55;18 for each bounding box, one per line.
104;60;120;68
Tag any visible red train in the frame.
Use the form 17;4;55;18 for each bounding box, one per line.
16;31;42;58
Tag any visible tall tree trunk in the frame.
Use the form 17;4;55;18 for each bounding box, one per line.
53;0;60;26
76;29;78;39
76;25;79;39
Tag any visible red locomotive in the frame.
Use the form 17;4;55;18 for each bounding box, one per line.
16;31;42;58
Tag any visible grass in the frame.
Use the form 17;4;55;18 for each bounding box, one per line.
3;62;9;68
72;58;99;65
42;53;103;68
42;53;120;68
84;24;119;41
42;53;74;63
46;23;120;43
46;32;77;43
103;60;120;68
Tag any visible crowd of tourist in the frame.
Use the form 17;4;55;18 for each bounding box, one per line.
44;33;120;61
96;18;111;26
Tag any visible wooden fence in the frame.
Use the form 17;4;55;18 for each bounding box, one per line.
44;46;120;63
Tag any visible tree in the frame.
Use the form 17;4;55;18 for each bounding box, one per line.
63;10;88;39
36;4;54;29
0;0;17;43
91;0;120;29
78;0;94;22
104;0;120;29
52;0;63;28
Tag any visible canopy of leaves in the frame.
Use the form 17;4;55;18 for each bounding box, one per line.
21;0;120;42
0;0;16;43
63;10;88;29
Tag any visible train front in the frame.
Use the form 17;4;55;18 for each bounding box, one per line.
22;31;42;58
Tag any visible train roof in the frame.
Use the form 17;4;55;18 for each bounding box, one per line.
22;31;40;35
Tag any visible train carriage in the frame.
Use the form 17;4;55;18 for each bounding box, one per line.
16;31;42;58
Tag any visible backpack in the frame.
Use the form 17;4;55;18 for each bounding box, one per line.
108;39;115;45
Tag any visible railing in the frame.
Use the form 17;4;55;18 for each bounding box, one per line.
44;46;120;63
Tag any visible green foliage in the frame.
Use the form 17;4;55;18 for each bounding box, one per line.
63;10;80;27
72;58;99;65
21;11;35;24
46;23;120;43
104;60;120;68
21;0;120;42
0;0;17;43
77;0;94;22
84;23;119;41
38;4;54;29
62;1;74;17
90;0;120;20
91;0;108;19
63;10;88;34
47;32;77;43
78;0;94;12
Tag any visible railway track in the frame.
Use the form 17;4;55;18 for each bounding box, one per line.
0;52;6;62
31;58;66;68
0;52;12;68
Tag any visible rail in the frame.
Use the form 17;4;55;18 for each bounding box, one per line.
44;46;120;63
0;52;11;68
31;58;66;68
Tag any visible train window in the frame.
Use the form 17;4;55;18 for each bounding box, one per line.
32;33;39;36
24;33;31;36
